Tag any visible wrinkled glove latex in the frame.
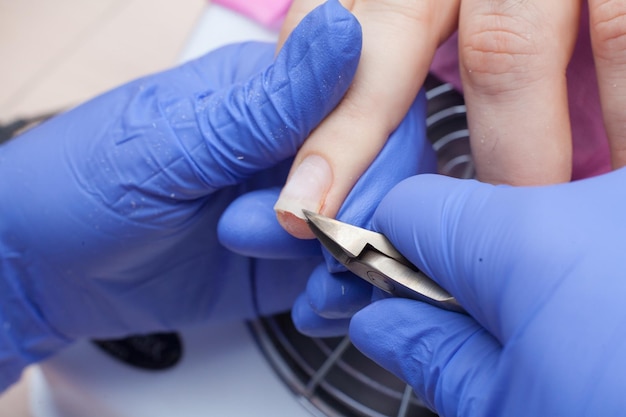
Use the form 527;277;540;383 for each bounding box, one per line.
0;0;361;390
219;90;437;337
350;171;626;416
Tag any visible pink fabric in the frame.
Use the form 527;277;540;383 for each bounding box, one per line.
431;7;611;180
213;0;291;30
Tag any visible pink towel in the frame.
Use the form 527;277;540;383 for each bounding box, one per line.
213;0;291;30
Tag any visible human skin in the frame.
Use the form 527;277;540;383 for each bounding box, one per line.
273;0;626;239
273;0;459;238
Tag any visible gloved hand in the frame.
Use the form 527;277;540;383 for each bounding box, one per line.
0;0;361;390
219;89;437;337
350;171;626;416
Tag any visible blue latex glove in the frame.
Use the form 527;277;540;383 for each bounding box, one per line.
219;90;437;337
0;0;361;390
350;171;626;416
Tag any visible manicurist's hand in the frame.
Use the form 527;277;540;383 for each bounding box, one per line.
347;2;626;414
351;169;626;416
0;1;360;391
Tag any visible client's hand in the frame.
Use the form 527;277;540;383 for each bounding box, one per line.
276;0;622;338
273;0;459;238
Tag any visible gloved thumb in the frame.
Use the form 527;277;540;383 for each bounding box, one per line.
372;174;540;337
192;0;361;193
350;299;500;416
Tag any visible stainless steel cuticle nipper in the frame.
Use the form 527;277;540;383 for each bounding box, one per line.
303;210;466;314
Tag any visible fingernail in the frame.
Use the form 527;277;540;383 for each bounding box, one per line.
274;154;332;220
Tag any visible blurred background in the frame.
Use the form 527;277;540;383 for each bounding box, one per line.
0;0;205;122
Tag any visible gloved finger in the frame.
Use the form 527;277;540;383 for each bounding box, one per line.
371;174;515;338
254;257;321;317
373;171;619;345
459;0;580;185
305;265;372;319
350;299;500;416
194;0;361;194
218;188;320;259
323;90;436;269
588;0;626;169
291;293;351;337
274;0;459;238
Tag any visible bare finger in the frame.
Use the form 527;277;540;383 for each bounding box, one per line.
275;0;460;238
588;0;626;169
459;0;581;185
